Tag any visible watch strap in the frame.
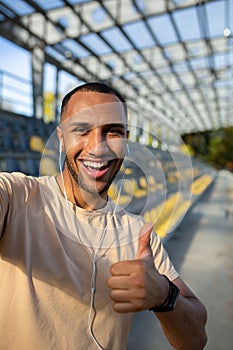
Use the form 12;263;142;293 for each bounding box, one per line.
149;275;180;313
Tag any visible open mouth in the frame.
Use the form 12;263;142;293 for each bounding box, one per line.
80;159;114;178
83;160;110;170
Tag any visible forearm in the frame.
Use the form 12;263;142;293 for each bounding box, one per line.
155;294;207;350
108;229;207;349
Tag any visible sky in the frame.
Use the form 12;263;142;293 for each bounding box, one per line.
0;37;59;92
0;36;80;116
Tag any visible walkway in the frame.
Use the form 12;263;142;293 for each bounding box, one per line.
127;170;233;350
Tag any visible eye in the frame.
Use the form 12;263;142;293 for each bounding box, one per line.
107;127;125;136
73;127;90;135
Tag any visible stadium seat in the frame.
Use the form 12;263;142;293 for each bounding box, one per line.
0;131;13;150
46;122;57;137
9;118;27;132
30;135;45;153
6;159;20;173
33;118;47;138
17;159;28;174
0;118;9;130
123;178;147;198
12;131;30;151
40;156;58;176
26;159;40;176
0;159;8;172
139;176;158;192
108;182;132;206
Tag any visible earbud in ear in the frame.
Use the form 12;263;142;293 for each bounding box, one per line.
59;140;63;153
126;143;130;156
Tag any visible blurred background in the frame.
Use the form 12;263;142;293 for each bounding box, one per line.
0;1;232;349
0;0;232;237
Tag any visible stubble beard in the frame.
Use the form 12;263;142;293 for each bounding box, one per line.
65;155;123;197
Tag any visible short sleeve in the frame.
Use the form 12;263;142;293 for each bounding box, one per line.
150;231;179;281
0;173;11;239
0;172;31;240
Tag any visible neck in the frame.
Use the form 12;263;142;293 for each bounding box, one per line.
56;173;108;211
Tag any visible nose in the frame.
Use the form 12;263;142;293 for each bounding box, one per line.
86;128;108;156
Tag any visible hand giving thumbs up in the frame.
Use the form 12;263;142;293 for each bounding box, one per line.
107;223;168;313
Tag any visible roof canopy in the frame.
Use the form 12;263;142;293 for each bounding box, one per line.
0;0;232;134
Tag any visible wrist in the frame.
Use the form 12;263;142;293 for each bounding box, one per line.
149;275;180;313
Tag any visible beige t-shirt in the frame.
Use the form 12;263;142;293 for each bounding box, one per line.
0;172;178;350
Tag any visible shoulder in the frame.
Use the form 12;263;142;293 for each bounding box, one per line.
0;172;57;220
0;172;57;202
0;173;40;226
0;171;37;183
0;172;39;193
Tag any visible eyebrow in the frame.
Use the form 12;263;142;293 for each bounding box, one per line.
68;122;127;129
69;122;92;128
104;123;127;129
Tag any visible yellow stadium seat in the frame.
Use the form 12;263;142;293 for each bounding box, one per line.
191;174;213;195
108;183;132;206
40;157;58;176
139;176;157;192
123;178;147;198
144;193;191;238
30;135;45;153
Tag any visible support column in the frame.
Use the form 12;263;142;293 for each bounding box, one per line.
31;44;45;119
55;67;60;123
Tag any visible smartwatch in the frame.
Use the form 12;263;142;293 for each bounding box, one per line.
149;275;180;313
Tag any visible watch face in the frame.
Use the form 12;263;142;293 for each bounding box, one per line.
167;282;180;310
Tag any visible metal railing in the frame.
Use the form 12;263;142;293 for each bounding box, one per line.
0;69;33;116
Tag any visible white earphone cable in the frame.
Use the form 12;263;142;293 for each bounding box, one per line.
59;141;127;349
87;170;126;350
58;144;69;207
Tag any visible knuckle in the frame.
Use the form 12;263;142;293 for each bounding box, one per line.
131;270;146;288
107;277;113;288
109;290;115;300
110;264;116;275
137;276;145;288
131;274;143;288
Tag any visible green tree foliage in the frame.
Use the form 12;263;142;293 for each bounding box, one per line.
208;127;233;170
182;127;233;171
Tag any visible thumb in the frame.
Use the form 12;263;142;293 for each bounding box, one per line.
136;222;153;260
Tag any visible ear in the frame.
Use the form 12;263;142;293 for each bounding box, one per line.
57;126;64;151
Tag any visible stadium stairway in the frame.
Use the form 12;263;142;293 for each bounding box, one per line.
127;170;233;350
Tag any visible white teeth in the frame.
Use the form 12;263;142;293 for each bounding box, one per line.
83;160;108;169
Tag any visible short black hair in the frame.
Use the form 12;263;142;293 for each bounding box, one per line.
61;81;127;118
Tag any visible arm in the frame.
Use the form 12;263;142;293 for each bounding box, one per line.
107;223;207;350
154;276;207;350
0;172;20;239
0;173;10;239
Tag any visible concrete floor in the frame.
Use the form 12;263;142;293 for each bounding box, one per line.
127;170;233;350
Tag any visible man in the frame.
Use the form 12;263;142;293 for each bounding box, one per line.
0;82;207;349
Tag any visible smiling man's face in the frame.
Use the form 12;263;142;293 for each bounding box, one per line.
58;90;128;199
